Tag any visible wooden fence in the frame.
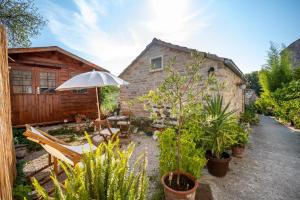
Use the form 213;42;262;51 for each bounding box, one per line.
0;25;16;200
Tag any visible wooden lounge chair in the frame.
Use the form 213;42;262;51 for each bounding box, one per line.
23;125;97;176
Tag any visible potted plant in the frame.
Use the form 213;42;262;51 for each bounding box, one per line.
141;52;210;200
74;114;86;123
231;123;249;158
203;95;236;177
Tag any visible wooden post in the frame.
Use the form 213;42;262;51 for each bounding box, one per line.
0;26;16;200
96;87;101;120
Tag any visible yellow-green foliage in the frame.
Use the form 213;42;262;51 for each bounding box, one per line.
158;128;207;178
32;134;148;200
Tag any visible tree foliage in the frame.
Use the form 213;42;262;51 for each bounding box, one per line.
245;71;261;96
259;43;293;93
140;52;220;183
256;42;300;128
0;0;46;47
99;86;120;115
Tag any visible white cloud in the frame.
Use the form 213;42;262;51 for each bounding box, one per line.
43;0;211;75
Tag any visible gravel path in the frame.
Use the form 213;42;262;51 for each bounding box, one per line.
22;116;300;199
201;115;300;200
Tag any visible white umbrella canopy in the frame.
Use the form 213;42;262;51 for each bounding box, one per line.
56;70;129;91
56;70;129;121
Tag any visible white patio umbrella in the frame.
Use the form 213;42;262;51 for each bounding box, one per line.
56;70;129;121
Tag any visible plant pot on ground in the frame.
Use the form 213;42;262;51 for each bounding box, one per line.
75;114;86;123
231;123;249;158
202;95;237;177
206;151;231;177
161;171;198;200
231;145;245;158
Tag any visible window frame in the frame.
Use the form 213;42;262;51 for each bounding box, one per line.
39;71;57;94
11;69;34;94
150;55;164;72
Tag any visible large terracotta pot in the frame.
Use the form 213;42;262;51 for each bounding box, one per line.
206;152;231;177
161;171;198;200
232;145;245;158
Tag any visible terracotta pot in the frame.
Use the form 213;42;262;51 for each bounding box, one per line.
161;171;198;200
206;152;231;177
232;145;245;158
75;117;82;123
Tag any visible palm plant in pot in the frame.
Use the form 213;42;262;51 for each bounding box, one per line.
140;52;217;200
231;123;249;158
203;94;237;177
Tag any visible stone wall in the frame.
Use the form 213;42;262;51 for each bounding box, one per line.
286;38;300;68
120;43;244;117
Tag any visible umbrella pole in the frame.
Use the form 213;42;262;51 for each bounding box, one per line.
96;87;101;119
96;87;102;131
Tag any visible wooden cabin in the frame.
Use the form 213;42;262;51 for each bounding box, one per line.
8;46;108;126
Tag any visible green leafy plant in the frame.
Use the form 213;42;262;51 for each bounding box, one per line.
13;128;41;151
13;161;32;200
245;71;261;96
231;124;249;146
140;52;219;187
13;184;32;200
159;128;206;178
255;93;276;115
240;105;259;125
32;134;148;200
202;95;237;159
259;43;293;93
100;85;120;115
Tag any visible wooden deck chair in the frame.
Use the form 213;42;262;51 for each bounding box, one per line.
23;125;97;176
93;119;120;143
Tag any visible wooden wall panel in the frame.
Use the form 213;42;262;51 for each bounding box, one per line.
0;26;15;200
9;49;100;126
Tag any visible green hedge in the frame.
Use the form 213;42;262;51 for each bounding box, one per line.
255;80;300;128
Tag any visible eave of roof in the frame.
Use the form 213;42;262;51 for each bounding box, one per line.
119;38;246;82
8;46;109;72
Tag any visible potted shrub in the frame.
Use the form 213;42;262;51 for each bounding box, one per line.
203;95;236;177
231;123;249;158
74;114;86;123
159;128;206;200
141;53;211;199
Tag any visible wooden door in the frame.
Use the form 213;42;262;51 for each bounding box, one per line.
10;66;37;125
10;67;61;125
35;68;60;124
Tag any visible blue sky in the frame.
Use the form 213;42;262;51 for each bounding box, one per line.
32;0;300;75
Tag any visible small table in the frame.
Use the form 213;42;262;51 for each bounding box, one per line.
107;115;128;127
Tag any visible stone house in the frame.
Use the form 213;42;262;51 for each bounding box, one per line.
119;38;246;117
286;38;300;69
